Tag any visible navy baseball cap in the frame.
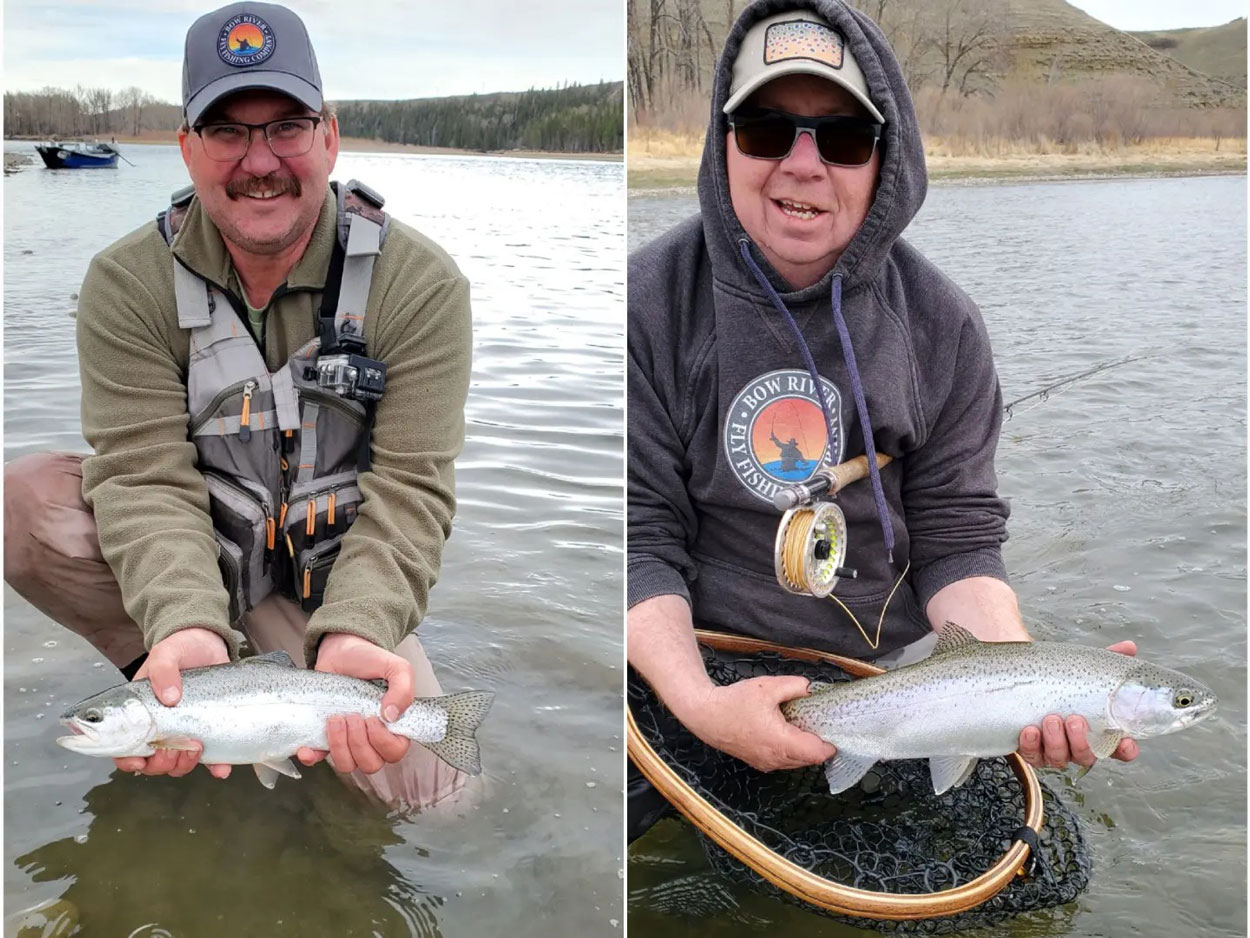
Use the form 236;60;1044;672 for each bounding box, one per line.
182;2;323;126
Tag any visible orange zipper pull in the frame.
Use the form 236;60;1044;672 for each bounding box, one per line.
327;492;336;527
306;499;316;537
239;380;257;442
303;565;311;599
265;516;275;550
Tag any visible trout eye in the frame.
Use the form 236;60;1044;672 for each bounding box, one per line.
1174;692;1194;709
82;709;103;723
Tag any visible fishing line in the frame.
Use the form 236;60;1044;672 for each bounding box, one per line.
824;559;911;652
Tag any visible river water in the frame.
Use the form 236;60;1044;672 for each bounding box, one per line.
627;175;1247;937
3;144;624;937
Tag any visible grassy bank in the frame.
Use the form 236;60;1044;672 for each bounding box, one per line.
628;128;1247;189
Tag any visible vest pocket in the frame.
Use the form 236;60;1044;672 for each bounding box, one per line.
291;388;367;478
296;536;343;613
215;532;246;624
204;472;275;615
278;475;363;610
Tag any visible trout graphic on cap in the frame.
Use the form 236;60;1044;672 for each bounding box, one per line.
182;2;323;127
724;9;885;123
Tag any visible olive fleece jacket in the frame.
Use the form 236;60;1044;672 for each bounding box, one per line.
76;186;472;665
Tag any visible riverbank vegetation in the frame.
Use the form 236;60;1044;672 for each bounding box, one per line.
336;83;622;154
5;82;624;155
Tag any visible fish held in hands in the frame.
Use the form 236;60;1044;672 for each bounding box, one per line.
57;651;494;788
783;622;1216;796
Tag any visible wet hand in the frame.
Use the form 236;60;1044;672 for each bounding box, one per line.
1018;641;1140;770
677;675;837;772
298;633;413;775
114;627;232;779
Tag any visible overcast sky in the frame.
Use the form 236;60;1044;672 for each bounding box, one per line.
1069;0;1246;31
4;1;1241;103
3;0;624;102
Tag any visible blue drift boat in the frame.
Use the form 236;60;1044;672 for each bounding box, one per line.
34;142;120;169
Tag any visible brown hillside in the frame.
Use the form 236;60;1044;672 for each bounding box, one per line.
629;0;1245;114
1129;18;1247;89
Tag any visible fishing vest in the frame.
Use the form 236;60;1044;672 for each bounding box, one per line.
158;179;389;623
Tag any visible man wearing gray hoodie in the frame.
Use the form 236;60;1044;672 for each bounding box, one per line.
627;0;1137;826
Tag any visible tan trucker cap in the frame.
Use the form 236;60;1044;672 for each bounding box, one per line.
723;9;885;123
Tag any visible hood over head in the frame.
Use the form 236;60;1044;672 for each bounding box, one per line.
700;0;928;297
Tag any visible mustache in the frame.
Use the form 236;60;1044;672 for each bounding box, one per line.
226;173;301;199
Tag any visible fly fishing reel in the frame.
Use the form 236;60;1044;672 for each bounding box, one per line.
771;455;894;599
774;500;850;598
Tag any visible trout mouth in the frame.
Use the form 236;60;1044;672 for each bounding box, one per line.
56;717;97;751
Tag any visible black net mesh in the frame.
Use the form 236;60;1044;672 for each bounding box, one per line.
629;647;1092;934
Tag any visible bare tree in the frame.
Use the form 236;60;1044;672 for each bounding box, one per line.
120;86;153;137
928;0;1000;97
78;86;115;135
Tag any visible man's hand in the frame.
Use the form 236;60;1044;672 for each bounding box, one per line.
114;627;232;779
1017;641;1141;770
674;675;836;773
297;633;413;775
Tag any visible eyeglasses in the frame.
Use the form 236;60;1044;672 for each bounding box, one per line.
192;116;322;162
729;109;883;167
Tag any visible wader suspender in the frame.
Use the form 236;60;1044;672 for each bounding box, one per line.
319;181;387;472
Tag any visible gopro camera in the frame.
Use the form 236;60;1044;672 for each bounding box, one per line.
315;354;387;401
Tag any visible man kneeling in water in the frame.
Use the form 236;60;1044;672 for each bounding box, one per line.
5;2;472;809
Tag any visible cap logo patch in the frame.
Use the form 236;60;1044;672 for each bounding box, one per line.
218;14;276;67
764;21;844;70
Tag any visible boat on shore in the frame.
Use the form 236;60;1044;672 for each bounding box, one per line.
34;142;120;169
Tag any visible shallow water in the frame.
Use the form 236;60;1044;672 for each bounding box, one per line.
3;144;624;937
627;175;1247;937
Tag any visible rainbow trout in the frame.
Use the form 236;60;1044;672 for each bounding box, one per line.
783;622;1216;795
57;651;493;787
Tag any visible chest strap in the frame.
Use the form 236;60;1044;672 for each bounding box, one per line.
320;182;385;355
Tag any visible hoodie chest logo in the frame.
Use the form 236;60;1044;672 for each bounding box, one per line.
724;369;844;503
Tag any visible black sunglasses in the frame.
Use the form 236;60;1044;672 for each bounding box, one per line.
729;108;883;167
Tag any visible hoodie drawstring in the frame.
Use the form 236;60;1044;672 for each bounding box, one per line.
829;274;894;564
737;238;895;564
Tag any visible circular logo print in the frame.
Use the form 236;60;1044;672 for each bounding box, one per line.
218;14;276;67
724;369;844;503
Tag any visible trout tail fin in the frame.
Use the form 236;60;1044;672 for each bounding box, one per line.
421;691;494;776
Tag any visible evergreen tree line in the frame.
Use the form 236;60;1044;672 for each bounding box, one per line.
335;82;624;153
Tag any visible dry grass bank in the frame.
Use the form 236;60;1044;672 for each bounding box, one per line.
628;128;1246;188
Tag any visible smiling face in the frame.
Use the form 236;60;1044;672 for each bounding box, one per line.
726;73;881;290
179;89;339;259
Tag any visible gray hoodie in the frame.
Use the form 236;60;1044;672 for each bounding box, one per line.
627;0;1010;659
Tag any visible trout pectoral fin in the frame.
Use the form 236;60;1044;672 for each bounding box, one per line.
823;751;876;794
155;735;201;752
1088;731;1124;762
1074;731;1125;784
929;755;979;795
252;758;302;789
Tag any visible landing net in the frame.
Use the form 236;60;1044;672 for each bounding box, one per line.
629;644;1092;933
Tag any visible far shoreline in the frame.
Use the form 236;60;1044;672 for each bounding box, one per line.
627;136;1247;191
4;132;622;163
629;163;1248;193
